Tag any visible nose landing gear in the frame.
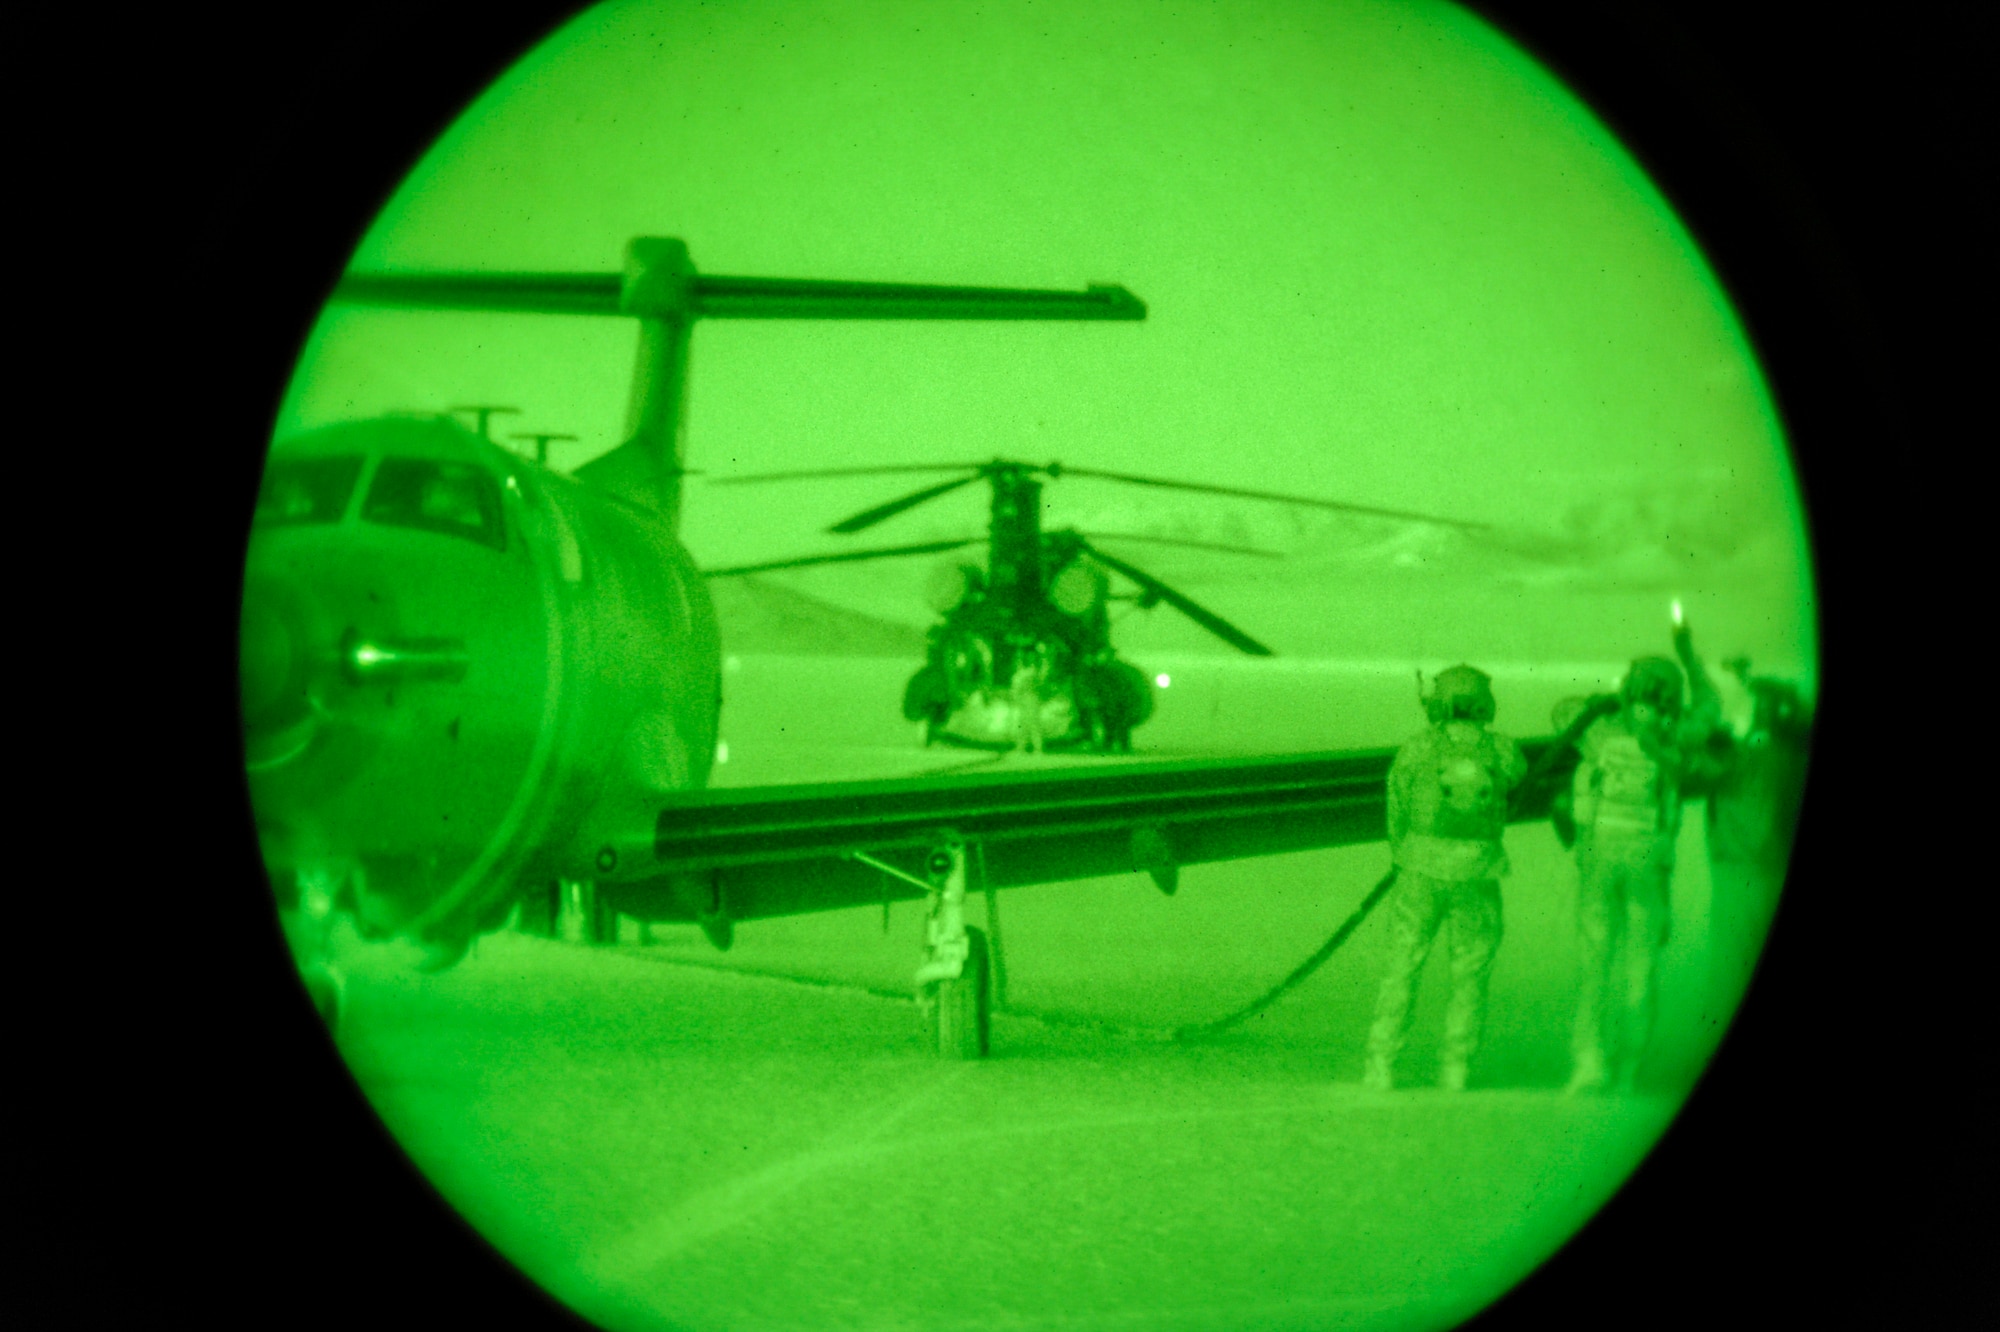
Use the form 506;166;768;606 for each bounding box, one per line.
913;836;992;1059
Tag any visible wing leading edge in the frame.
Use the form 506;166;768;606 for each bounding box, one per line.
638;740;1571;924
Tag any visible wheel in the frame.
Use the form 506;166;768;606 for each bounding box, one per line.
933;926;991;1059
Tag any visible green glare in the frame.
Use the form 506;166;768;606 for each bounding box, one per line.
246;2;1816;1330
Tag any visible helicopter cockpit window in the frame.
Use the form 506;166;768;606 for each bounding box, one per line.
361;459;506;552
253;456;364;528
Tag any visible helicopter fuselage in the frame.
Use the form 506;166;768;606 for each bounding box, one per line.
901;467;1154;751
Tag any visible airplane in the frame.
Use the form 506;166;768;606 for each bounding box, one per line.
244;238;1149;1004
240;235;1713;1059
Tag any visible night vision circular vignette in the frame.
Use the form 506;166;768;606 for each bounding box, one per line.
239;3;1817;1330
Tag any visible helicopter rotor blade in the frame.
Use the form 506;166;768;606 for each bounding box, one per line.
1054;466;1489;532
709;464;988;486
1080;542;1276;656
1076;530;1283;559
828;474;985;534
702;538;984;578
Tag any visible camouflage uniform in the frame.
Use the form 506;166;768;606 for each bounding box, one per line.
1365;668;1526;1091
1563;656;1726;1093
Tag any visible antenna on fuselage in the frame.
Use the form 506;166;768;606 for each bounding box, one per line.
447;405;520;441
511;431;578;466
335;239;1147;533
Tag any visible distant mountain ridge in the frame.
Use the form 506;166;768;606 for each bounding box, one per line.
707;575;930;656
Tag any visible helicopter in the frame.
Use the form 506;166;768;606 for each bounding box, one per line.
703;459;1491;753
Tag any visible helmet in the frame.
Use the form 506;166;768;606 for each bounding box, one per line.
1424;664;1496;724
1621;656;1685;716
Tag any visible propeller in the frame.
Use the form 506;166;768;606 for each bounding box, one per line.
702;538;984;578
1078;540;1275;656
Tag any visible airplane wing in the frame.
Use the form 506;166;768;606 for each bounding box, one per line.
637;739;1573;924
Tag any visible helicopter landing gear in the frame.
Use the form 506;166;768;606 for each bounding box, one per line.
914;835;991;1059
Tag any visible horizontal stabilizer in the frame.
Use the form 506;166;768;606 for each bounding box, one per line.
334;272;623;316
333;271;1145;322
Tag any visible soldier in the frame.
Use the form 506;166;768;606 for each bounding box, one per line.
1702;657;1813;1024
1561;643;1727;1094
1364;665;1527;1092
1010;637;1047;754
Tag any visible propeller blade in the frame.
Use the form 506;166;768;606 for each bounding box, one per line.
1081;542;1276;656
709;464;986;486
828;474;984;534
702;538;983;577
1076;530;1282;559
1054;466;1490;532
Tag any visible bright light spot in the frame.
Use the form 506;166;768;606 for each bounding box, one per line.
1155;673;1172;688
354;645;384;665
1670;598;1684;627
715;740;730;764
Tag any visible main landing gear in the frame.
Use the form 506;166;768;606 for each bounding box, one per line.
546;878;617;944
913;836;992;1059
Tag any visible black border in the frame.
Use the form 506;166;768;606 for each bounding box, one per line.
175;3;1941;1327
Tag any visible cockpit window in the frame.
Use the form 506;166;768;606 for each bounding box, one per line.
362;459;506;551
254;456;364;527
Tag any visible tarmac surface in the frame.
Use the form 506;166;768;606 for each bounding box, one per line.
328;828;1705;1332
318;656;1745;1331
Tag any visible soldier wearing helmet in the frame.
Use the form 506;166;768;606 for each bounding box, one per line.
1363;664;1527;1092
1558;637;1727;1094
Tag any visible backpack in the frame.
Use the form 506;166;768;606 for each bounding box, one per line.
1417;723;1507;842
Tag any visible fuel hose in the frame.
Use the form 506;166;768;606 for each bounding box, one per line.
1171;693;1619;1041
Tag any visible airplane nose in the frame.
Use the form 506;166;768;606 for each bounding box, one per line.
240;593;303;728
339;628;469;685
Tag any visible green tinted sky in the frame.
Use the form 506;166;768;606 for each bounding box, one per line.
277;0;1814;675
